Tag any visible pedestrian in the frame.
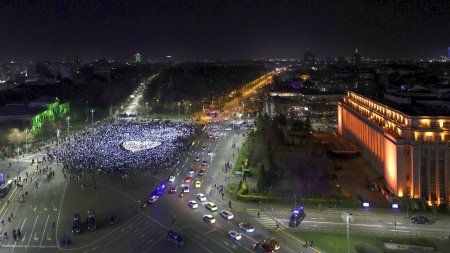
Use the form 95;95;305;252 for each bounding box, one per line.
1;220;4;225
257;211;260;218
4;232;7;239
35;182;38;188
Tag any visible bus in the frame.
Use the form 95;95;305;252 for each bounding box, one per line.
0;180;13;198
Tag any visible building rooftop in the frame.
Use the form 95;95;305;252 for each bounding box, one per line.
364;92;450;117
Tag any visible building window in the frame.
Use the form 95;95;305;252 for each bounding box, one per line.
439;150;445;199
420;149;428;199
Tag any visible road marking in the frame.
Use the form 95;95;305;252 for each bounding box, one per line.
204;229;216;235
47;232;51;241
39;214;49;245
33;205;36;212
195;234;207;242
25;215;39;253
43;206;47;211
2;245;59;248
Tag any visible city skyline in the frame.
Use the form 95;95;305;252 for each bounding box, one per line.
1;0;449;63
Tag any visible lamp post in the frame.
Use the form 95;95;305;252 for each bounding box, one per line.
25;128;28;154
56;128;60;146
66;116;71;136
90;109;95;125
294;194;297;210
341;212;354;253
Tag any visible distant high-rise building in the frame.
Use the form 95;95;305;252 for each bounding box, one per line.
351;49;361;66
448;47;450;57
303;49;315;67
135;53;141;63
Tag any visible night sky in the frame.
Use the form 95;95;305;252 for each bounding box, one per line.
1;0;449;63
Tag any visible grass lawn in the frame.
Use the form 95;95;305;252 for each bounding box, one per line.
296;231;383;253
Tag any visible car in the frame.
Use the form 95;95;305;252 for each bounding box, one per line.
411;215;429;225
195;180;201;188
182;185;190;193
203;214;216;224
87;211;96;231
202;146;206;150
214;135;219;139
189;168;195;175
184;176;192;183
196;193;206;202
168;186;177;194
254;242;274;253
239;222;254;232
72;213;81;235
167;230;184;247
207;150;211;154
188;200;198;209
148;195;159;204
205;202;217;211
194;156;200;162
109;215;117;225
197;169;205;176
168;176;175;183
224;127;232;131
220;210;234;220
228;230;242;240
155;183;166;196
289;207;304;227
263;238;280;251
201;161;207;166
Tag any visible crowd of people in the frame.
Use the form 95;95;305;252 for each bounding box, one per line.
49;121;194;174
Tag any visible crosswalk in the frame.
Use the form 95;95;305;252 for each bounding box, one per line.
246;208;284;231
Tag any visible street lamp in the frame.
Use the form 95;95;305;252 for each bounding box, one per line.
66;116;71;136
294;194;297;210
25;128;28;154
56;128;60;146
341;212;354;253
90;109;95;125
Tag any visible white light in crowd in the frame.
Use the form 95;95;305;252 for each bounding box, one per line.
362;202;370;208
391;203;399;209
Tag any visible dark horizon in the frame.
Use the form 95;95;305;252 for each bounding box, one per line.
1;0;449;63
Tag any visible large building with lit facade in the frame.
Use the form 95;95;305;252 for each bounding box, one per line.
338;91;450;206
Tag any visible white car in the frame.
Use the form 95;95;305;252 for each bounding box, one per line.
196;193;206;202
182;185;190;193
203;214;216;224
148;195;158;204
220;210;234;220
224;127;232;131
228;230;242;240
188;200;198;209
239;223;254;232
168;176;175;183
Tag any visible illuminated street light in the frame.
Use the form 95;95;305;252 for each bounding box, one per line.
90;109;95;125
66;116;71;136
341;212;354;253
25;128;28;154
56;128;60;146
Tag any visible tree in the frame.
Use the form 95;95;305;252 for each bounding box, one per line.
257;165;268;193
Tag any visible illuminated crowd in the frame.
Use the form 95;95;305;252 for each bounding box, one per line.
49;121;194;173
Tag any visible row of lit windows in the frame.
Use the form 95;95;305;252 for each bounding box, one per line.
348;92;409;126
